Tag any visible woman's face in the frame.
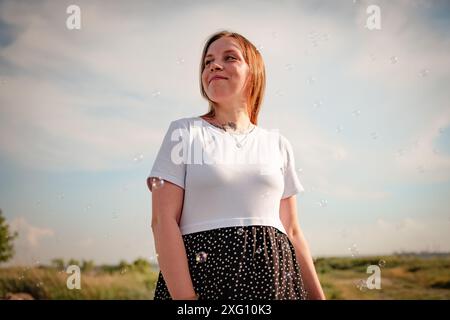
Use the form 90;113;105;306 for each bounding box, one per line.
201;37;251;106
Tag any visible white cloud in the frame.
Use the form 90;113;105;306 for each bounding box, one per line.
307;216;450;257
10;217;55;247
350;0;450;87
393;109;450;182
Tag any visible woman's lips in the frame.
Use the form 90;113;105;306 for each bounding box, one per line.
210;77;227;83
212;78;225;82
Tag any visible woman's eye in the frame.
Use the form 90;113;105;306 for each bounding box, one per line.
204;56;236;66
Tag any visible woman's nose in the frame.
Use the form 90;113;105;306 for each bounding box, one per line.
210;62;223;71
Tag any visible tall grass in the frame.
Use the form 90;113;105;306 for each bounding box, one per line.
0;266;159;299
1;254;449;299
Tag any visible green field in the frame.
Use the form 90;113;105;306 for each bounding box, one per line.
1;254;449;300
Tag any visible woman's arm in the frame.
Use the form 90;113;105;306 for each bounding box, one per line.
148;178;197;300
279;195;326;300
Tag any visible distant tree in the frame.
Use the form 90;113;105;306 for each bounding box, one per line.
0;209;18;264
118;259;129;269
51;258;66;270
67;258;80;267
132;257;151;272
81;259;95;273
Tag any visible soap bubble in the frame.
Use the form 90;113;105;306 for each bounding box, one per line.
195;251;208;263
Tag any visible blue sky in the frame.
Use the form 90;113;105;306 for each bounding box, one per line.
0;0;449;266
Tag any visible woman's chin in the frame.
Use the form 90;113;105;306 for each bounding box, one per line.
208;94;232;103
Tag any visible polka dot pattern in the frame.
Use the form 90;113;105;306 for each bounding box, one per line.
154;225;308;300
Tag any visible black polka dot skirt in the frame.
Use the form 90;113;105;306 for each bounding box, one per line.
153;225;308;300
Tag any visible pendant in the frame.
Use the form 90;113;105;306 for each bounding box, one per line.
236;143;242;148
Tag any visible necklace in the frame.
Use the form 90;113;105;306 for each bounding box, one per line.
227;124;256;148
202;117;256;148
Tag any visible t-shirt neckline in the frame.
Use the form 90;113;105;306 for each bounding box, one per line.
196;116;258;136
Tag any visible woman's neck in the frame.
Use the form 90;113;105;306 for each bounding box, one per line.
204;109;252;133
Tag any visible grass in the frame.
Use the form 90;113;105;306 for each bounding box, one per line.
0;266;159;299
315;254;450;299
1;254;449;299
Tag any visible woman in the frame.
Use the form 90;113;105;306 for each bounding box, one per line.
147;30;325;300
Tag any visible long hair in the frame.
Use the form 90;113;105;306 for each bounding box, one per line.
199;30;266;125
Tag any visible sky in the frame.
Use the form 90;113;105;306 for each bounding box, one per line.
0;0;449;266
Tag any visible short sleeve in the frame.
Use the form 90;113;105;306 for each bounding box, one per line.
280;134;305;199
148;120;188;190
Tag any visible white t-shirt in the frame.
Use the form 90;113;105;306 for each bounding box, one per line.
148;116;305;235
